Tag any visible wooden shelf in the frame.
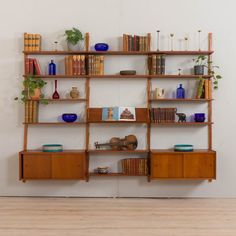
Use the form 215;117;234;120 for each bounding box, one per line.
89;173;147;177
20;149;86;154
24;122;86;125
88;150;149;154
151;149;216;154
23;50;214;55
28;98;87;102
151;122;213;126
23;74;211;79
88;108;149;123
150;98;212;102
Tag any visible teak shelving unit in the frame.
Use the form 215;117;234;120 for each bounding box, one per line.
19;33;216;182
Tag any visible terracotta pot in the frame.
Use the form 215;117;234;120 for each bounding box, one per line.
30;88;41;100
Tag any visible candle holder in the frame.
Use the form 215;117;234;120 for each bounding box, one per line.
170;33;174;51
178;68;182;75
54;41;58;51
156;30;160;51
198;30;201;51
184;37;189;51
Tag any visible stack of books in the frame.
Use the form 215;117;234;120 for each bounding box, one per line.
121;158;148;175
65;55;104;76
25;58;41;75
150;108;176;123
65;55;86;76
25;101;38;123
147;54;166;75
123;33;151;51
24;33;41;51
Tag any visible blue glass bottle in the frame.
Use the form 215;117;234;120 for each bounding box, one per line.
48;60;56;75
176;84;185;99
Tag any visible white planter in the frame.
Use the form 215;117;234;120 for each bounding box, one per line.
67;41;84;51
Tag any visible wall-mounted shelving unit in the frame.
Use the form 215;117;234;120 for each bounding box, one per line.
19;33;216;182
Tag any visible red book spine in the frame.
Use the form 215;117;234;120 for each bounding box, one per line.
25;58;30;75
29;59;34;75
33;58;41;75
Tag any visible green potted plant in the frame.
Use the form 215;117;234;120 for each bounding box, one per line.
65;27;84;51
15;75;48;104
193;55;222;89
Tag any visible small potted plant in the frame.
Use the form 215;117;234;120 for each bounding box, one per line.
193;55;222;89
65;27;84;51
15;75;48;104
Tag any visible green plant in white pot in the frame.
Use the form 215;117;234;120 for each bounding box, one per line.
65;27;84;51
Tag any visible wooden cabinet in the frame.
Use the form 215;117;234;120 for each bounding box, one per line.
183;153;215;178
151;150;216;180
52;154;85;179
151;154;183;178
23;154;51;179
19;151;86;180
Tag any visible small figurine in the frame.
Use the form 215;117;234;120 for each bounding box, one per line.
176;112;186;122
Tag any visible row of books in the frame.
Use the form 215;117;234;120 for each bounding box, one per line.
25;101;38;123
65;55;104;76
121;158;148;175
150;108;176;123
196;79;211;99
24;33;41;51
147;54;166;75
123;33;151;52
25;58;41;75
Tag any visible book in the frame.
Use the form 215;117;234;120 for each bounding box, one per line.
24;33;29;51
33;59;41;75
204;79;209;99
119;107;136;121
102;107;119;121
35;34;41;51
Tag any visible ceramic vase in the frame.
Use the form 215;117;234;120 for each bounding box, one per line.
70;87;79;99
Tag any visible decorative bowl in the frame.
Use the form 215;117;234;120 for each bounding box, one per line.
94;43;109;51
120;70;136;75
174;144;193;152
96;167;109;174
194;113;205;122
43;144;63;152
62;113;77;123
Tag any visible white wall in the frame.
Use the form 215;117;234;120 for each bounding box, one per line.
0;0;234;197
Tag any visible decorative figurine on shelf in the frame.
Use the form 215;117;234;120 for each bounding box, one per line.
176;84;185;99
48;60;56;75
176;112;187;123
198;30;202;51
153;88;165;99
178;69;182;75
70;87;79;99
52;80;60;99
184;36;189;51
170;33;174;51
156;30;160;51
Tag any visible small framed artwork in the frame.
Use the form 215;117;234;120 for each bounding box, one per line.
119;107;136;121
102;107;119;121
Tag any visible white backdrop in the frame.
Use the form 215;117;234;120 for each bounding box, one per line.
0;0;234;197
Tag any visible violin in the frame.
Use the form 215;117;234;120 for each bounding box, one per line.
94;135;138;151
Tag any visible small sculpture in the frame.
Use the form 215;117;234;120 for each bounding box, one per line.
176;112;186;122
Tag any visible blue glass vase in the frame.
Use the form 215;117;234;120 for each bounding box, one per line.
176;84;185;99
49;60;56;75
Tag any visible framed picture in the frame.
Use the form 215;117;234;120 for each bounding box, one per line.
102;107;119;121
119;107;136;121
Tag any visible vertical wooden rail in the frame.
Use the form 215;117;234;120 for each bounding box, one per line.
23;52;28;151
85;76;90;181
208;33;213;150
147;77;151;180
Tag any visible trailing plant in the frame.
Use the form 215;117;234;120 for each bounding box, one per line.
64;27;83;45
193;55;222;89
15;75;48;104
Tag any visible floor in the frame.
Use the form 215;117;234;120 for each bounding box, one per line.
1;197;236;236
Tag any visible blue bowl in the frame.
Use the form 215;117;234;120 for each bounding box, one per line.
62;113;77;123
194;113;205;122
174;144;194;152
95;43;109;51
